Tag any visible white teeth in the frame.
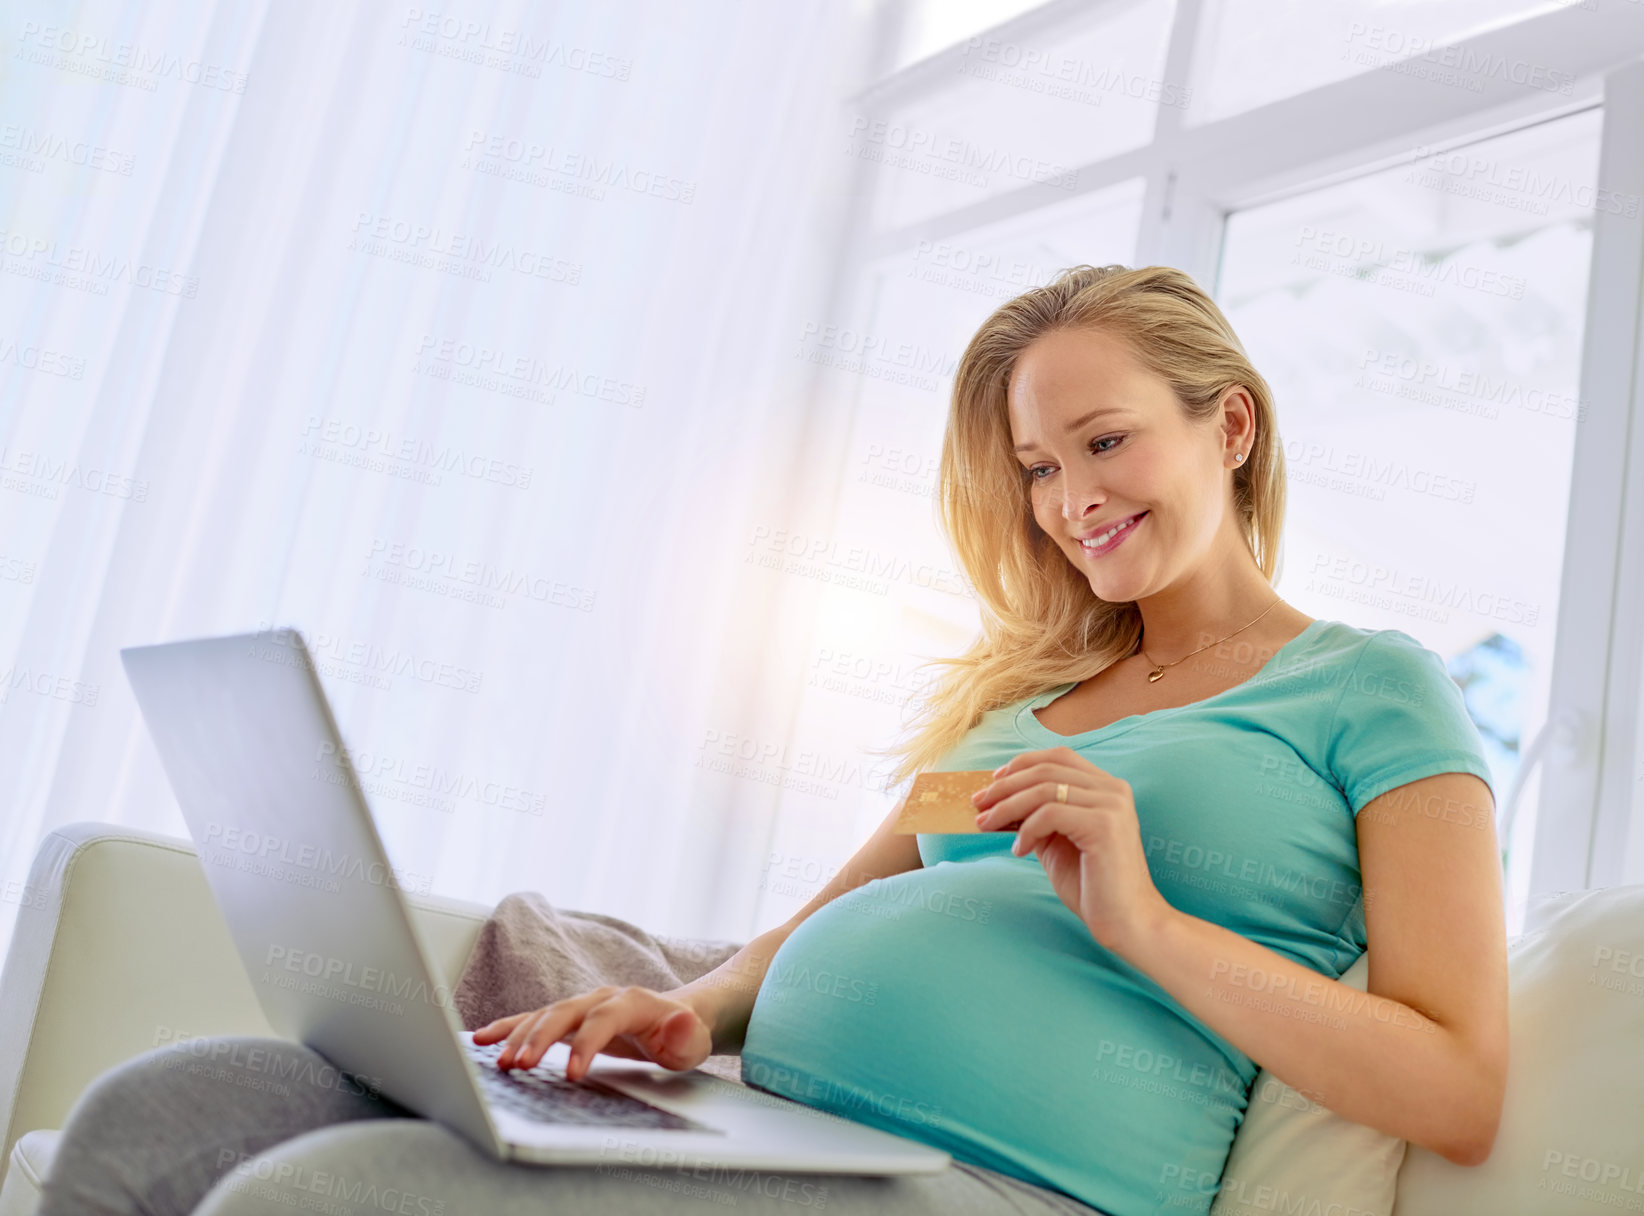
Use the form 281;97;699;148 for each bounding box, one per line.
1081;515;1138;547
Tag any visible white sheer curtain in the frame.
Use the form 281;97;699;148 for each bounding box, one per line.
0;0;887;964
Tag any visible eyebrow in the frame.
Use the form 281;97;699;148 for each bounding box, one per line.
1012;406;1128;454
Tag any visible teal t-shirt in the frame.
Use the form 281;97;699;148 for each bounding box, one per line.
739;619;1495;1216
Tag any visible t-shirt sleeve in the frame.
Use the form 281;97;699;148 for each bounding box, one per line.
1324;629;1496;817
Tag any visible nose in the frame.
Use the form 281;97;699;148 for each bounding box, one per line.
1058;468;1105;526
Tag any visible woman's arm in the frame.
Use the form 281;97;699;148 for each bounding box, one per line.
676;794;924;1054
1111;769;1508;1166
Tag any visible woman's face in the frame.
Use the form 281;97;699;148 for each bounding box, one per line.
1007;326;1239;604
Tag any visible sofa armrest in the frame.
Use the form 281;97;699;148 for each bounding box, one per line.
0;822;489;1168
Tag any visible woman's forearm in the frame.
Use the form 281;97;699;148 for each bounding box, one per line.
672;922;795;1054
1114;906;1503;1166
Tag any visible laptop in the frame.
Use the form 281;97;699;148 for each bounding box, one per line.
120;627;951;1175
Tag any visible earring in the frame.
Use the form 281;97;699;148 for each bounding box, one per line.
1234;452;1245;464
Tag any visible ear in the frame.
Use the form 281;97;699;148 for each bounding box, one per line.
1218;385;1257;456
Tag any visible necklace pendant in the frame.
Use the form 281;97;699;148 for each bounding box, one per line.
1147;667;1165;682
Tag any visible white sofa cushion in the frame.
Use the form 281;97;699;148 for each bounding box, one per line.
0;1131;55;1216
1394;882;1644;1213
0;824;487;1175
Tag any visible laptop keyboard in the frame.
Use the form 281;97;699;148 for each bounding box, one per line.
464;1037;717;1132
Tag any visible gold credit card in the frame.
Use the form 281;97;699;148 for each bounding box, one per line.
893;770;998;834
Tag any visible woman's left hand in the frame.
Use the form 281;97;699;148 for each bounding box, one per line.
971;746;1173;955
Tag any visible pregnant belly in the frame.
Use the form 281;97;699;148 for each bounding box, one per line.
739;857;1256;1216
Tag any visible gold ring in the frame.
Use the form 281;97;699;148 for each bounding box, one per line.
1056;783;1068;803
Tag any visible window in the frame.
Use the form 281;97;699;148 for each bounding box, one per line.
855;0;1176;231
892;0;1059;73
1189;0;1588;124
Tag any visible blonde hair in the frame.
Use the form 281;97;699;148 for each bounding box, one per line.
869;264;1288;791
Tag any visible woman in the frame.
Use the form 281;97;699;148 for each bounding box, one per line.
41;265;1507;1216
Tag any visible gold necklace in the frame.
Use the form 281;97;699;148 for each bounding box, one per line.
1136;598;1283;683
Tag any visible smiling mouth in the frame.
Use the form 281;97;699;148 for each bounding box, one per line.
1077;511;1147;556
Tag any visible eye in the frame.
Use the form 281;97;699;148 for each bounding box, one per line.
1024;434;1124;482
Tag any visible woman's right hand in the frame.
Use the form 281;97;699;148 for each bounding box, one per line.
472;985;716;1081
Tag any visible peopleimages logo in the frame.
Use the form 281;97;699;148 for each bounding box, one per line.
460;130;695;204
313;740;548;817
0;336;87;380
201;823;434;895
298;416;533;489
0;124;135;175
362;537;597;612
846;115;1078;190
396;8;632;81
413;334;646;407
1292;226;1526;299
262;944;456;1011
0;227;198;298
16;21;250;92
348;211;582;284
248;620;484;694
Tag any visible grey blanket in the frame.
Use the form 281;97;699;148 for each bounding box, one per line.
450;891;750;1084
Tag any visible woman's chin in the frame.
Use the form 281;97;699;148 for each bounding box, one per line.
1063;545;1150;601
1084;577;1147;604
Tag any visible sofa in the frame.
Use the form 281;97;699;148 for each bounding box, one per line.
2;823;1640;1215
0;823;489;1215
